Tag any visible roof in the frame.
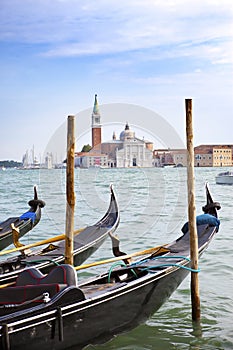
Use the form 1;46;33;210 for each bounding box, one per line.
93;94;100;115
76;152;107;157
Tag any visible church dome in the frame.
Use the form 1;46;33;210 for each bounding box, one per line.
120;122;135;141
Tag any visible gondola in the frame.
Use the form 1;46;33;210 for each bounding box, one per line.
0;185;119;286
0;184;220;350
0;186;45;252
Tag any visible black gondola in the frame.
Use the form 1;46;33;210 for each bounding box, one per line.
0;186;45;252
0;185;119;286
0;184;220;350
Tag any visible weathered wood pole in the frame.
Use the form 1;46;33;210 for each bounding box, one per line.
185;99;201;321
65;115;76;265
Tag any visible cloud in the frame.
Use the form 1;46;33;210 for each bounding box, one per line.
0;0;232;162
0;0;232;67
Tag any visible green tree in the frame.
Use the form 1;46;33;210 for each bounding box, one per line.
0;160;22;168
81;144;92;152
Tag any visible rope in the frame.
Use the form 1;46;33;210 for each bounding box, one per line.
141;263;200;273
107;262;138;283
129;255;191;267
130;255;200;273
108;255;200;279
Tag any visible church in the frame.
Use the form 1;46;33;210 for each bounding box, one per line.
77;95;154;168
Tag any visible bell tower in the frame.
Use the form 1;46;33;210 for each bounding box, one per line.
91;94;102;150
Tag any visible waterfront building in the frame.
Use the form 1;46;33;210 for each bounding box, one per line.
194;145;233;167
76;95;233;169
153;149;187;167
44;152;53;169
75;152;108;168
101;123;153;168
153;145;233;167
77;95;154;168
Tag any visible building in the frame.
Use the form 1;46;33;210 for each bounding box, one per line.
153;145;233;168
101;123;154;168
194;145;232;167
76;95;108;168
44;152;53;169
75;152;108;168
76;95;154;168
153;149;187;167
91;94;102;151
76;95;233;169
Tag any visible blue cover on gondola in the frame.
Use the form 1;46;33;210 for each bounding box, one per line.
182;214;220;234
20;211;36;223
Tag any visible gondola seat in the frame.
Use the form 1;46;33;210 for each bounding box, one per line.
0;265;78;305
16;264;78;287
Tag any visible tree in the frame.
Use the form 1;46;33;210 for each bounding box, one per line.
81;144;92;152
0;160;22;168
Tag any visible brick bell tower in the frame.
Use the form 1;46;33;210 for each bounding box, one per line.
91;94;102;150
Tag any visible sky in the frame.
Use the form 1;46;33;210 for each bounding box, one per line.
0;0;232;162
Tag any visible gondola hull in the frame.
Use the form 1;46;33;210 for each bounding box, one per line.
0;224;219;350
0;269;190;350
0;186;119;285
0;187;45;251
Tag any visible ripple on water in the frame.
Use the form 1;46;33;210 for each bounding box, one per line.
0;168;232;350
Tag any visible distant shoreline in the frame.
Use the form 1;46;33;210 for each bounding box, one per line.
0;160;22;168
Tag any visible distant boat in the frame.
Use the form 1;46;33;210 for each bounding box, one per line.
54;163;67;169
216;171;233;185
162;163;175;168
21;148;42;169
0;166;6;171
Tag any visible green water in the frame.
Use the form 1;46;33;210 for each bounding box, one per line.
0;167;232;350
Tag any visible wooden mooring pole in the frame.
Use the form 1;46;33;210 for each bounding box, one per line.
185;99;201;321
65;115;76;265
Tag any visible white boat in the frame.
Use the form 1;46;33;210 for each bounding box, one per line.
216;171;233;185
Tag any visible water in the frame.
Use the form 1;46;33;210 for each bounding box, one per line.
0;167;232;350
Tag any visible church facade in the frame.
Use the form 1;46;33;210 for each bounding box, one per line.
76;95;154;168
101;123;154;168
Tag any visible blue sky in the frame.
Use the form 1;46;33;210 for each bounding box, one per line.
0;0;232;162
